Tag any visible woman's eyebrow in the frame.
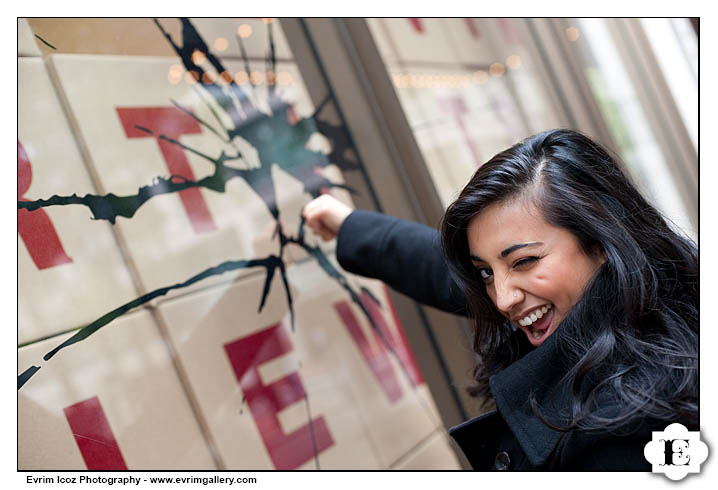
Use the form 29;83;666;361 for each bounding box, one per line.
500;242;543;258
470;242;543;262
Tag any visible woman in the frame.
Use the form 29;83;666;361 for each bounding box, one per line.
303;129;698;470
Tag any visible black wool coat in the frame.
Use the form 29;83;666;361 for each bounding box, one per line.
336;210;655;471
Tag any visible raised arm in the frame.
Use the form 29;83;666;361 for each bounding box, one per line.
303;195;467;315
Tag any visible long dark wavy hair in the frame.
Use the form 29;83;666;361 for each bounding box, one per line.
441;129;698;432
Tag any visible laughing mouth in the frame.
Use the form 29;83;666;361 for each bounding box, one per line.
516;304;553;340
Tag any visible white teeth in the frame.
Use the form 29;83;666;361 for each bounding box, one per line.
532;330;542;339
519;304;552;328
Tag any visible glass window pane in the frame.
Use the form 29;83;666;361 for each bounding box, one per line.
367;18;566;207
368;17;696;240
18;17;459;470
639;18;698;149
575;18;696;238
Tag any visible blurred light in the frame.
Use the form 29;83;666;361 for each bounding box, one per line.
489;62;505;77
234;71;249;84
214;37;229;51
219;70;233;84
238;24;253;38
167;69;182;85
185;70;200;84
383;71;514;89
191;49;206;65
168;64;184;84
262;18;273;24
250;71;264;84
473;70;489;85
566;27;580;42
506;54;522;69
277;71;292;85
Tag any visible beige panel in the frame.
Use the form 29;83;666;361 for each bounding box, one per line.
391;85;428;126
285;257;443;467
49;54;347;298
18;310;215;470
18;58;138;345
365;18;399;64
18;18;41;56
441;18;495;66
27;18;180;57
156;262;381;469
374;18;459;65
26;18;292;60
409;68;520;152
323;274;440;467
156;254;441;469
393;69;521;206
413;125;469;208
393;430;461;470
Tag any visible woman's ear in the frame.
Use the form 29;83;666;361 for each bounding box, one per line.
595;246;607;266
585;242;606;266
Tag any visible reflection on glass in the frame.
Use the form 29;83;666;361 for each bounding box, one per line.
576;18;695;238
367;18;565;206
368;17;696;240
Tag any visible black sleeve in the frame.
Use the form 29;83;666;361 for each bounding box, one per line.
336;210;468;316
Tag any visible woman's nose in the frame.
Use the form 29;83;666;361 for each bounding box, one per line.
494;280;522;313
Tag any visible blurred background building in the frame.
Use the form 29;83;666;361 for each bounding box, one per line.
18;18;697;470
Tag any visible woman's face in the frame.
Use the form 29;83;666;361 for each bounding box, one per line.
467;199;604;347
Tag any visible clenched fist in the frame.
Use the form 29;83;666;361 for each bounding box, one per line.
302;195;353;241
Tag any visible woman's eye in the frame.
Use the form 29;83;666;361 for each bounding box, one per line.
478;268;493;281
513;256;539;269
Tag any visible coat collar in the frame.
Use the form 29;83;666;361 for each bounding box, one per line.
488;331;573;467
